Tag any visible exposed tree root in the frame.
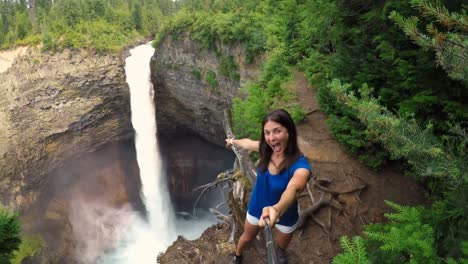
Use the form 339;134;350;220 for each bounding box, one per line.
296;168;367;236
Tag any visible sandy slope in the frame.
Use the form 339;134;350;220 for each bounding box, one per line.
0;46;28;73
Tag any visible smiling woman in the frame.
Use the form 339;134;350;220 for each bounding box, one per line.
225;109;312;264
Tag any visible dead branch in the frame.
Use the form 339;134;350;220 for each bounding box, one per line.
223;109;256;185
192;170;235;213
305;106;320;116
209;208;230;223
306;109;320;115
215;200;228;209
229;219;236;243
178;250;192;264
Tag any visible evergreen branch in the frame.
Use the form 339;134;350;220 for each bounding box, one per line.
329;79;462;185
410;0;468;31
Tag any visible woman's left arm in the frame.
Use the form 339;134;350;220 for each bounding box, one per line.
259;168;311;227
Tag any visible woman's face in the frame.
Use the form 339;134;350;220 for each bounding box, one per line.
263;120;289;155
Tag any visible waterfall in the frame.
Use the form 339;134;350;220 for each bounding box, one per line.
126;43;177;249
98;43;177;263
98;43;217;264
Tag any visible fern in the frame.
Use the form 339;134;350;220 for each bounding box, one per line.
333;236;370;264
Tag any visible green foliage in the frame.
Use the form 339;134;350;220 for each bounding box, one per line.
205;70;218;92
328;79;461;183
132;2;144;32
219;54;240;82
363;201;440;263
329;78;468;260
390;0;467;84
304;0;466;144
318;80;389;169
232;79;305;140
155;4;266;60
232;48;304;139
232;83;270;139
332;236;370;264
192;68;202;80
11;234;45;264
0;0;169;52
0;208;21;262
53;0;82;27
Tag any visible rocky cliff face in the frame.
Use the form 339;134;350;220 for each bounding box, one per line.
0;48;133;211
151;33;260;145
0;47;137;263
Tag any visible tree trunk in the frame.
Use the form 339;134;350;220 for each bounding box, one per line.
28;0;37;33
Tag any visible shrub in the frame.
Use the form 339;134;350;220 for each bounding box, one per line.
0;209;21;262
11;234;45;264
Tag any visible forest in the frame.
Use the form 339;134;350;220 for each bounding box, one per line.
0;0;467;263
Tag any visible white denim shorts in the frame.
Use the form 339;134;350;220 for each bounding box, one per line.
246;212;298;234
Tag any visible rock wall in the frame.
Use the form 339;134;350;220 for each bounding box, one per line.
151;33;260;145
0;48;133;211
158;131;235;212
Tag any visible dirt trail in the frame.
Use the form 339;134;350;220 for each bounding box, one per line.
159;71;427;264
287;71;427;263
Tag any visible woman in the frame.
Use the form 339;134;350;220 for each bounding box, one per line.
226;109;312;264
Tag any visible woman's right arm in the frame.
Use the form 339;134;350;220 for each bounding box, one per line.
225;138;260;152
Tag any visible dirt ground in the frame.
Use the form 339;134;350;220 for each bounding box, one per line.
158;71;427;263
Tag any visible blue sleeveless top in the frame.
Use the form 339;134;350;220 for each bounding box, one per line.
247;155;312;226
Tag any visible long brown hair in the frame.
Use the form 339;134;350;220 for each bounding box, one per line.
258;109;300;173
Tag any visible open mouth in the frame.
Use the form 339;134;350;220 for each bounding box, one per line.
271;143;282;152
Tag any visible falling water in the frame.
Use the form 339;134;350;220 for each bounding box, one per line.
98;43;217;264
